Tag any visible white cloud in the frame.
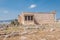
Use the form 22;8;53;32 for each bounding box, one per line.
29;4;36;8
3;10;8;14
0;9;8;14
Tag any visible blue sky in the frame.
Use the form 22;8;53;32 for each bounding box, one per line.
0;0;60;20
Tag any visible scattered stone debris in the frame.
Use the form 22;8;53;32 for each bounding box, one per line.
41;38;47;40
0;25;60;40
20;36;27;40
58;39;60;40
49;28;55;32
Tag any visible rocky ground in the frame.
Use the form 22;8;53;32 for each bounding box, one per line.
0;24;60;40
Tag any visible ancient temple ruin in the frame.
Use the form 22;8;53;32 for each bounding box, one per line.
18;11;56;25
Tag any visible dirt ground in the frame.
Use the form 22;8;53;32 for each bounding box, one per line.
0;25;60;40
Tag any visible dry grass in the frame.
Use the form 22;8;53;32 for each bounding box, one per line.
0;24;60;40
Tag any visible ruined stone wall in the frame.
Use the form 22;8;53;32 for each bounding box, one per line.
18;13;24;25
34;13;55;25
18;13;35;25
23;12;34;25
18;12;56;25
